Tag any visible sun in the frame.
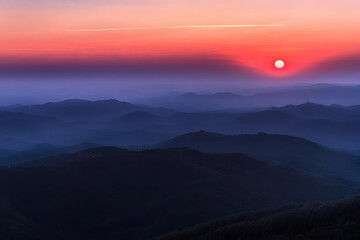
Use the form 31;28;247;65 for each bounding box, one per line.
275;60;285;69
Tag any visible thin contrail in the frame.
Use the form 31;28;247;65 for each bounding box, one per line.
70;24;284;32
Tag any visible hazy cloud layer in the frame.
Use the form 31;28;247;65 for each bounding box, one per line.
0;55;257;78
2;52;360;80
301;53;360;76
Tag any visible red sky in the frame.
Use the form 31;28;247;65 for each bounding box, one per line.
1;0;360;77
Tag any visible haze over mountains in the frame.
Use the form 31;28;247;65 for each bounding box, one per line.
1;85;360;153
2;0;360;237
0;84;360;239
137;84;360;111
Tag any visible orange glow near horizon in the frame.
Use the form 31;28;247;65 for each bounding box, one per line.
1;0;360;76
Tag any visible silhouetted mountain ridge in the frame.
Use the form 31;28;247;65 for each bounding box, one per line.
0;147;353;240
0;142;100;166
159;195;360;240
154;131;360;183
10;99;173;119
139;85;360;111
271;102;360;121
1;99;360;151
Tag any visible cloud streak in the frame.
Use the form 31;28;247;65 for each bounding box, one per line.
70;24;285;32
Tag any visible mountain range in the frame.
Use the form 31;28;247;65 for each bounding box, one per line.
0;147;355;240
137;84;360;111
152;131;360;184
1;99;360;152
5;99;173;120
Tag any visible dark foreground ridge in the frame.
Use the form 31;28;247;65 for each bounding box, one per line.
159;195;360;240
0;147;353;240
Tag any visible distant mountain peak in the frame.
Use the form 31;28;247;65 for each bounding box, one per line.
95;99;122;103
52;99;90;104
301;102;322;106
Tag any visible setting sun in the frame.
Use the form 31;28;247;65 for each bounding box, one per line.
275;60;285;69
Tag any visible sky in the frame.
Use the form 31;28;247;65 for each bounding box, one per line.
1;0;360;86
